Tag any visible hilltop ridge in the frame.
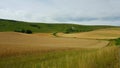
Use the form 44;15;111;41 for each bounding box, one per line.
0;19;118;33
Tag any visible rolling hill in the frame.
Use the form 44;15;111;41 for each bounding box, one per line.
57;28;120;39
0;19;119;68
0;19;117;33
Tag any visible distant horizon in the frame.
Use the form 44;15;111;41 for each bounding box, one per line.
1;18;120;26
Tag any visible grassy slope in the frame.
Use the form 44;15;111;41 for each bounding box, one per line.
0;19;117;33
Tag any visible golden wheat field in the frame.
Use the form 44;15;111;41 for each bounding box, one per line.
57;28;120;39
0;29;119;68
0;32;109;57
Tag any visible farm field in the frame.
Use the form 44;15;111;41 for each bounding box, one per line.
57;28;120;39
0;19;119;68
0;30;119;68
0;32;109;57
0;0;120;67
0;46;119;68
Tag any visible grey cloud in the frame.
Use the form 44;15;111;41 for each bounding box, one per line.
0;0;120;25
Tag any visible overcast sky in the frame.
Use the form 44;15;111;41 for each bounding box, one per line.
0;0;120;25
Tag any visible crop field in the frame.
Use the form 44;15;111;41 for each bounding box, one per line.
0;45;119;68
0;32;109;57
0;31;119;68
57;28;120;39
0;19;119;68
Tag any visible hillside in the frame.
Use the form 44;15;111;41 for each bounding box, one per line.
58;28;120;39
0;19;117;33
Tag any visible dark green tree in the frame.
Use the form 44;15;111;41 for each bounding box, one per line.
65;27;78;33
26;30;32;34
21;29;25;33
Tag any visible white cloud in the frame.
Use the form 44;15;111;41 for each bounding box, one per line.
0;0;120;25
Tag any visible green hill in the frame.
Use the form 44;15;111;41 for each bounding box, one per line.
0;19;118;33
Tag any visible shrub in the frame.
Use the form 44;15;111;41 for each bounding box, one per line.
30;24;41;29
115;38;120;46
14;29;22;32
21;29;26;33
53;32;57;36
65;27;78;33
26;30;33;34
14;29;33;34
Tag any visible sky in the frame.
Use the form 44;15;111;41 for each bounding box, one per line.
0;0;120;25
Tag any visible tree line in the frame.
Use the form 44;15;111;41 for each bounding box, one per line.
14;29;33;34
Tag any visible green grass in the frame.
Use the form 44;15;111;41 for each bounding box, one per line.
0;19;117;33
0;46;119;68
115;38;120;46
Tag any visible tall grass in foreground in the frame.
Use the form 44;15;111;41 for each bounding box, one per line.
0;46;119;68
